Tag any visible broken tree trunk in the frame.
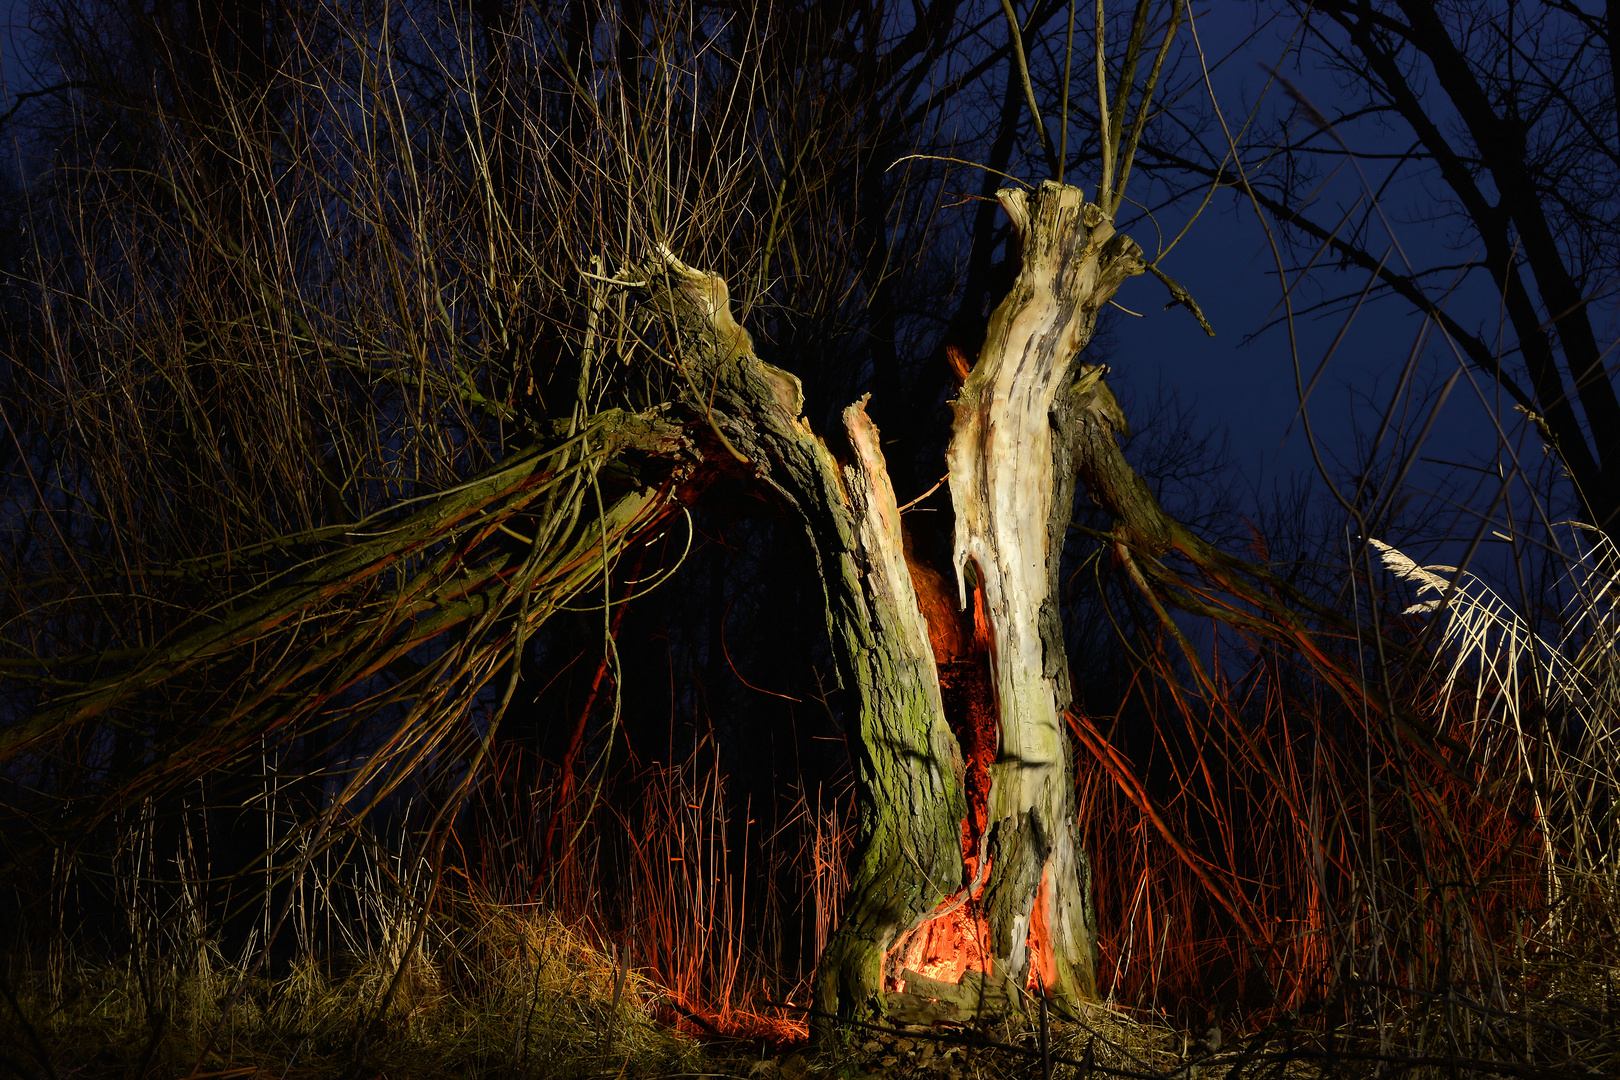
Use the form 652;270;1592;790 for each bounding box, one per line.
637;179;1145;1027
931;182;1143;1016
636;250;968;1029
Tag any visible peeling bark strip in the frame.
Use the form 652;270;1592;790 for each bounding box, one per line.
946;181;1143;1012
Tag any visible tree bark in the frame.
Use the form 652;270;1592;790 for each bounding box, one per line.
935;182;1142;1017
635;250;969;1029
638;180;1146;1027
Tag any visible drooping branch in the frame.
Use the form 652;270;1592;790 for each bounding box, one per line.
1068;368;1473;779
0;411;691;846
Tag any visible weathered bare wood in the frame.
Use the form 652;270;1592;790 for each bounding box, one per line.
641;186;1149;1024
945;181;1144;1013
898;967;1018;1018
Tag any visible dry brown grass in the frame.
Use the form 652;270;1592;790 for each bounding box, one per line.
1;897;710;1080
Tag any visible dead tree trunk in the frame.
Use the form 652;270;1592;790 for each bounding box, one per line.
639;179;1145;1028
934;183;1143;1017
636;250;969;1026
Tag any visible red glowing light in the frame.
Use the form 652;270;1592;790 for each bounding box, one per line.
1023;861;1057;993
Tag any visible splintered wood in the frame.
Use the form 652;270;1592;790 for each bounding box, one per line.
890;181;1144;1018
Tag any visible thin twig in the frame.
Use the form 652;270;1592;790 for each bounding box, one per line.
1112;0;1185;214
1095;0;1112;207
888;153;1033;187
1060;0;1077;183
999;0;1061;178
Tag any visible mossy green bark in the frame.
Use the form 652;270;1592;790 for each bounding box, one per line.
638;255;967;1030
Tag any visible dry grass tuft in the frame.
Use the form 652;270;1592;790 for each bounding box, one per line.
1;895;710;1080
